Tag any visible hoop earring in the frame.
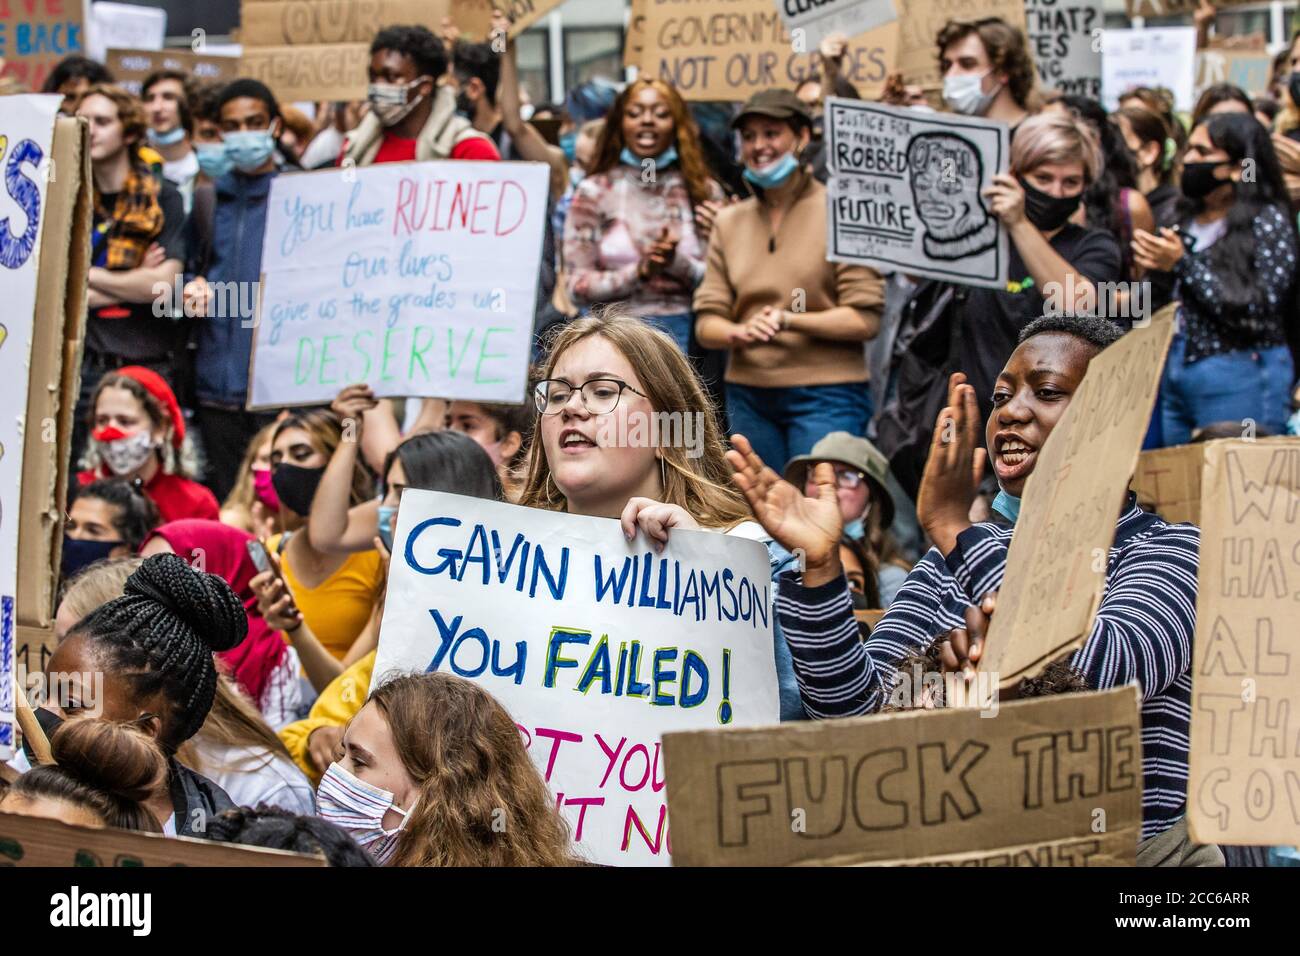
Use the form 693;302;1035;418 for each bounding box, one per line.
660;454;667;492
546;471;557;502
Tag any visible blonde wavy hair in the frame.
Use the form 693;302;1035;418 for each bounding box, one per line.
518;311;751;530
373;672;576;867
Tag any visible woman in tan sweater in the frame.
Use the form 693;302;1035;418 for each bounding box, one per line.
694;89;883;471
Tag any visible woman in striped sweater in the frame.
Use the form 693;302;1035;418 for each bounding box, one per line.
726;314;1207;863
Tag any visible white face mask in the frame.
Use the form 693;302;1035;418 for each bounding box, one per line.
96;429;157;476
316;762;413;865
943;70;1001;116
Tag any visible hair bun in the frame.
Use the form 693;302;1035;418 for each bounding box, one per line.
126;553;248;653
50;718;168;804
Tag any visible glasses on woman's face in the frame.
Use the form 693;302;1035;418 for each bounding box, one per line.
805;465;868;493
534;378;648;416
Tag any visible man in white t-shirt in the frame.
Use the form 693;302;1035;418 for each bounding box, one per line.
143;69;200;214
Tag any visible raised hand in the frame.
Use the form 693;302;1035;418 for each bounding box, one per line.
916;372;985;556
725;433;843;586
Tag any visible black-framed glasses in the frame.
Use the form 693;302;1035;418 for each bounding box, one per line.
533;378;648;415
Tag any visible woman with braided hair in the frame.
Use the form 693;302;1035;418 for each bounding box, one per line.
42;552;249;835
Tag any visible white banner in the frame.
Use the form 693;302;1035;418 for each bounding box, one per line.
248;160;548;409
1101;27;1198;112
1026;0;1104;100
0;95;60;759
775;0;898;49
826;98;1010;289
373;491;781;865
86;2;166;63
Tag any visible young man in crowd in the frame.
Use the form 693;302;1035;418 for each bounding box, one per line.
342;23;500;166
183;80;289;500
729;315;1208;865
42;54;113;115
73;84;188;468
937;16;1035;130
142;69;200;212
451;36;515;159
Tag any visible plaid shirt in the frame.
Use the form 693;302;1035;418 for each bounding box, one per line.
775;496;1198;841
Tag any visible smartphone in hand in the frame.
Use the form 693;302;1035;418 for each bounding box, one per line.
246;538;272;575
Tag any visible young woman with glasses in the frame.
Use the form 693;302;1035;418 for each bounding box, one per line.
520;309;809;720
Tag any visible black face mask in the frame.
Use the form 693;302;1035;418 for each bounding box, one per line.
271;463;325;517
61;536;123;580
1019;178;1082;232
1181;161;1231;200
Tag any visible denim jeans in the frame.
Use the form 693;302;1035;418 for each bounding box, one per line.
642;312;694;355
726;380;873;471
1159;333;1294;447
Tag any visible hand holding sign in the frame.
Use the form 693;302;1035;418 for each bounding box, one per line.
983;173;1028;228
938;592;998;679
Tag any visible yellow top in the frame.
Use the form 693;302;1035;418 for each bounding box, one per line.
280;650;375;784
267;533;382;661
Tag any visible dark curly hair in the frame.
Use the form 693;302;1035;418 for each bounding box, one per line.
67;553;247;752
204;806;375;867
69;478;161;553
371;24;449;80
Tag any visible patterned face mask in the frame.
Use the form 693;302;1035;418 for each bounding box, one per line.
316;762;413;865
92;426;157;476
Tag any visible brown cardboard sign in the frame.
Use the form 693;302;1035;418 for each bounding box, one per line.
1187;438;1300;845
104;48;242;97
0;0;86;93
1131;443;1206;527
635;0;898;102
0;810;325;866
895;0;1027;88
17;113;89;641
663;686;1142;866
981;307;1176;686
241;42;375;102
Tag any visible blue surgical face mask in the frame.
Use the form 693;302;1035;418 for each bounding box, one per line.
559;131;578;162
991;490;1021;525
223;129;277;173
568;166;584;188
195;142;233;179
843;516;865;540
148;125;186;147
377;504;397;552
743;151;798;189
620;145;678;169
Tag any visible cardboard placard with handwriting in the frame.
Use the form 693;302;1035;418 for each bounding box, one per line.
1195;48;1272;100
238;0;497;102
1187;438;1300;846
635;0;898;102
664;686;1142;866
895;0;1027;88
0;0;86;93
105;48;242;98
980;307;1176;686
1131;443;1205;527
0;811;325;866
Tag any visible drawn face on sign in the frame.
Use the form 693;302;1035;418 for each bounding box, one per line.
906;133;997;260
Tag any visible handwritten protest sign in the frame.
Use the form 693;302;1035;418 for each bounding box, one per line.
248;160;547;409
373;491;781;865
0;810;325;866
664;686;1141;866
240;0;496;102
105;47;242;98
1195;48;1272;100
1101;27;1197;112
0;0;85;92
981;306;1176;687
634;0;898;102
85;1;164;63
1026;0;1103;100
895;0;1027;88
825;98;1009;289
1188;438;1300;846
1132;443;1205;527
776;0;898;50
0;95;59;759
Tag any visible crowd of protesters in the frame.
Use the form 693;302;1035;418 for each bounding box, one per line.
4;6;1300;869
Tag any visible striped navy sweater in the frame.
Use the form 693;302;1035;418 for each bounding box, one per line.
775;496;1198;841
